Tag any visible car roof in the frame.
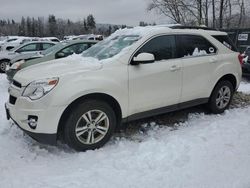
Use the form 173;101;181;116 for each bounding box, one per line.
21;41;56;45
66;40;98;45
11;41;56;51
113;26;228;39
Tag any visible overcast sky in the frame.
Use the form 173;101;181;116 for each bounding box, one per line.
0;0;167;26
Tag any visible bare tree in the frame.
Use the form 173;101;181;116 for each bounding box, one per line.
148;0;249;28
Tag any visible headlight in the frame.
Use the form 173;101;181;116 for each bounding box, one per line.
10;60;25;70
22;78;59;100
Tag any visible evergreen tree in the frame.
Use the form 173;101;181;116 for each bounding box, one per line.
86;14;96;32
18;17;26;36
48;14;57;36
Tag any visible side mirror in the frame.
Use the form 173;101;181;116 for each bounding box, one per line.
56;52;65;58
131;53;155;65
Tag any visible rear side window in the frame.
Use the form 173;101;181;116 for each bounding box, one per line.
58;43;89;56
177;35;217;58
51;39;60;42
212;35;238;52
70;43;89;54
7;38;17;42
42;43;54;50
135;35;176;61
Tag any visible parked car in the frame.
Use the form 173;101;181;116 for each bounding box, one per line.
41;37;60;43
0;37;32;51
241;46;250;76
73;34;103;41
0;41;55;73
6;40;97;81
6;26;242;151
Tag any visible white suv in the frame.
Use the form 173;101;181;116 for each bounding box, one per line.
6;27;242;151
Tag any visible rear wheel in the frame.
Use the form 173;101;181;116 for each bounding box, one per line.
208;80;234;114
63;100;117;151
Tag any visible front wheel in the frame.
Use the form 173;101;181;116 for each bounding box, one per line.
63;100;117;151
208;80;234;114
0;60;8;73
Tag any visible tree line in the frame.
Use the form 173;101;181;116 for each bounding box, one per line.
0;14;127;38
148;0;250;28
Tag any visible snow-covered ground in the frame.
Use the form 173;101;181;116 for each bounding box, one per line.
1;74;250;188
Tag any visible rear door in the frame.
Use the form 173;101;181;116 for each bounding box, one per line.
177;35;218;103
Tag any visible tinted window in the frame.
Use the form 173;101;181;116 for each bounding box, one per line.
178;35;216;58
17;44;38;52
212;35;238;52
135;35;176;61
245;47;250;56
7;38;17;42
51;39;60;42
42;43;54;50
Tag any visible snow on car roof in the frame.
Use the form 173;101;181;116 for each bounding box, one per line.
110;26;227;39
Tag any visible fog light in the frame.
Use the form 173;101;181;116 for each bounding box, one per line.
28;115;38;129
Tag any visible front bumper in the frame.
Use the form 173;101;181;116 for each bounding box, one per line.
6;84;66;145
5;103;57;145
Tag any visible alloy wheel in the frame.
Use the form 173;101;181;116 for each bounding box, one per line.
75;110;110;145
216;86;231;109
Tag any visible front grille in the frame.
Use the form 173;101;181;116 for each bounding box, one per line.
12;80;21;88
9;95;17;105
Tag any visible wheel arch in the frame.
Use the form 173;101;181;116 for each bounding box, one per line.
0;58;10;62
215;74;237;91
57;93;122;139
210;74;237;99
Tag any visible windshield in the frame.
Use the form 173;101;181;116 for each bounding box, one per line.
41;42;65;55
82;35;140;60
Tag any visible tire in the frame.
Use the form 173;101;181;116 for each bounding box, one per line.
0;60;8;73
63;100;117;151
208;80;234;114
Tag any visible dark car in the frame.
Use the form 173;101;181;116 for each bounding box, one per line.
241;47;250;76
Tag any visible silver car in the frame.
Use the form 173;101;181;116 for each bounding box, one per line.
0;41;55;73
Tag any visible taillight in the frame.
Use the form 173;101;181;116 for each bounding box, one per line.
238;54;244;66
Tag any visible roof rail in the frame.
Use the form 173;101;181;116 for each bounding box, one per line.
169;25;218;31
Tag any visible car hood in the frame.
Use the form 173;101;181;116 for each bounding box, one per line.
21;54;53;68
0;51;16;58
14;54;103;86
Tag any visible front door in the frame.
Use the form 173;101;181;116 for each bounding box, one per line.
128;35;182;116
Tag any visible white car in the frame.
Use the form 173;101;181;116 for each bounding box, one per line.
6;26;242;151
0;37;32;51
73;34;103;41
0;41;55;72
41;37;60;43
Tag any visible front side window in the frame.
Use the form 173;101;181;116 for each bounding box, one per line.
135;35;176;61
16;43;38;52
178;35;217;58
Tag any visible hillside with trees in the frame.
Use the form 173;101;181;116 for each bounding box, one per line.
0;14;127;38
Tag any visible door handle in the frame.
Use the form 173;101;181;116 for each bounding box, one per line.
170;65;181;72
